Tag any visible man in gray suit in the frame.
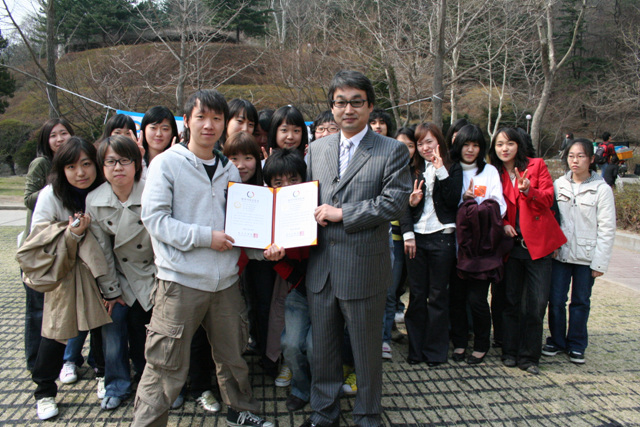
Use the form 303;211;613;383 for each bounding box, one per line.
302;70;412;427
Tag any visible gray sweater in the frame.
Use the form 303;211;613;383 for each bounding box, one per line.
142;144;263;292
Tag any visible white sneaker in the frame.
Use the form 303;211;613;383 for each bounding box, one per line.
394;311;405;323
36;397;58;420
382;342;392;359
59;361;78;384
96;377;106;399
275;365;292;387
196;390;221;413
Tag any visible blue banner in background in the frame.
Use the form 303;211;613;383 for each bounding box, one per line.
116;110;185;136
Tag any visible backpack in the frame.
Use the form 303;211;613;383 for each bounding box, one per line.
595;144;607;164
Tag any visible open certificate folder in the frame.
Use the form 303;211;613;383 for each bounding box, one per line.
225;181;319;249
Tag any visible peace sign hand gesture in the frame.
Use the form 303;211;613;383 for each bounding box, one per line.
409;179;425;207
432;144;444;169
515;167;530;193
136;130;146;158
463;178;475;201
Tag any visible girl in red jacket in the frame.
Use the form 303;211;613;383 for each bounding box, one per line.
489;128;566;375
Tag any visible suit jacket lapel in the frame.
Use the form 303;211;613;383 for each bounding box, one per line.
334;131;373;194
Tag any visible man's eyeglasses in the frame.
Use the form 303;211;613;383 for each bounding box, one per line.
331;99;367;109
316;126;339;133
104;158;134;167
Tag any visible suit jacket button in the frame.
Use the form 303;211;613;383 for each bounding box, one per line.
107;221;112;225
535;216;540;220
122;258;128;262
138;220;143;225
137;244;143;249
330;241;335;246
333;197;338;204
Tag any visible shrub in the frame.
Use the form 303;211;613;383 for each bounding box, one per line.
615;186;640;233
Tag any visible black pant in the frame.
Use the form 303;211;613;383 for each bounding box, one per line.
24;282;44;371
128;301;152;381
490;280;506;344
450;274;491;353
405;232;456;363
502;255;552;368
32;337;66;399
243;260;275;359
189;326;216;397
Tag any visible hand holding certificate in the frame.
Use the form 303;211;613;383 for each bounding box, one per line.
225;181;319;249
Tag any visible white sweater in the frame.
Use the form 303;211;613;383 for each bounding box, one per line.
459;162;507;217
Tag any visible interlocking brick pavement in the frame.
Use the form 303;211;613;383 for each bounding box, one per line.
1;226;639;426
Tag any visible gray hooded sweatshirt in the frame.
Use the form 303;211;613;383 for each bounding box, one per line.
142;143;263;292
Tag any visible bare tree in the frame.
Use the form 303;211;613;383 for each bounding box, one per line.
135;0;259;113
529;0;586;151
1;0;60;117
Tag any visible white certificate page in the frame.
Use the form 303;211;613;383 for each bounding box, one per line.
225;182;274;249
273;181;318;249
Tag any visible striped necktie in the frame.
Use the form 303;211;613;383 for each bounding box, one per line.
339;138;353;178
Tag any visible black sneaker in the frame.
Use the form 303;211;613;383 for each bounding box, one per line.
227;408;274;427
569;351;585;364
542;344;560;357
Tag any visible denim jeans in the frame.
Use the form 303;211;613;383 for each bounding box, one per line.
382;239;405;343
64;332;88;366
282;289;312;402
24;282;44;371
102;302;131;398
547;260;595;353
64;329;104;376
502;255;552;368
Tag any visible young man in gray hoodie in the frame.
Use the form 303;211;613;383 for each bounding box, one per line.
133;89;284;427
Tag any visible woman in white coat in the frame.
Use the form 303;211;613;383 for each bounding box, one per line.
543;138;616;365
86;135;155;409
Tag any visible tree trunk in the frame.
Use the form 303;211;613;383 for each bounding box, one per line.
46;0;59;118
432;0;447;128
449;81;457;124
530;75;553;156
175;0;188;115
383;66;401;127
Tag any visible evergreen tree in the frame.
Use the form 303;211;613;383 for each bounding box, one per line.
0;31;16;115
205;0;271;42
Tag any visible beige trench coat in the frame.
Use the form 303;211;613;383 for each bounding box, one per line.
16;221;112;341
85;180;156;311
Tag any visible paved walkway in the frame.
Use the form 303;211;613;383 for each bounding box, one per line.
1;219;639;425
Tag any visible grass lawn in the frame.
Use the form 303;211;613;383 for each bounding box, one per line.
0;176;26;197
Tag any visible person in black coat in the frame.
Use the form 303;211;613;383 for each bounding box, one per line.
400;123;463;365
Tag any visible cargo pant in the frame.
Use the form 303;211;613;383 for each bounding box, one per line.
132;279;259;426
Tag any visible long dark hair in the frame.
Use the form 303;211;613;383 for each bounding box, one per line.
489;127;530;173
449;124;487;175
140;106;179;165
267;105;308;155
413;122;451;174
37;118;75;160
50;137;103;213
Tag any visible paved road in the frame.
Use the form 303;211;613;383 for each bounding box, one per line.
1;222;640;425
